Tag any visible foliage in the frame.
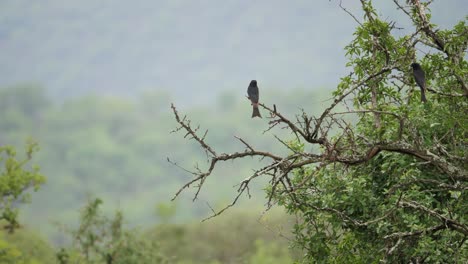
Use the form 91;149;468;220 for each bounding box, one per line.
0;141;47;263
284;2;467;262
248;239;295;264
0;141;45;233
170;1;467;263
58;198;168;264
53;198;297;264
150;208;299;264
0;198;299;264
0;229;55;264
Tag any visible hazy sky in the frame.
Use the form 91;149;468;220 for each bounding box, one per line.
0;0;465;104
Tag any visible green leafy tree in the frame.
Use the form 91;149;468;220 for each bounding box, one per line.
0;141;45;233
59;198;167;264
0;141;46;263
170;0;467;262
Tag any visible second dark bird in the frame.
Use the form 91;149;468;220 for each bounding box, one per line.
411;62;427;103
247;80;262;118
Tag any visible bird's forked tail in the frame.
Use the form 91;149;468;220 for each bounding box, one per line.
252;105;262;118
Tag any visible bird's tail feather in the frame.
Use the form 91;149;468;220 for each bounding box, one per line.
421;88;427;103
252;106;262;118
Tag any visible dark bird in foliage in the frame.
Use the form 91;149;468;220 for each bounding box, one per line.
411;63;427;103
247;80;261;118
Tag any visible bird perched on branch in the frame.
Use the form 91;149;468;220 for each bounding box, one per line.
247;80;261;118
411;62;427;103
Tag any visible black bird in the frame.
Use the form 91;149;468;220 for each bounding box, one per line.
411;63;427;103
247;80;261;118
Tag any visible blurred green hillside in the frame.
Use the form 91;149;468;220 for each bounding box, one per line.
1;198;300;263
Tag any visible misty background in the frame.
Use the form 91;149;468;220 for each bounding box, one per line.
0;0;465;243
2;1;464;102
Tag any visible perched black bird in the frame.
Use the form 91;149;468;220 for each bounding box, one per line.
247;80;261;118
411;62;427;103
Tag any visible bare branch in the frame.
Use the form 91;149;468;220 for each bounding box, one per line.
426;87;466;97
400;200;468;235
171;104;217;157
384;224;446;240
339;0;362;26
311;67;395;141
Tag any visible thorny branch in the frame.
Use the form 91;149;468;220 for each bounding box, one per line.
170;91;466;216
170;103;283;202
